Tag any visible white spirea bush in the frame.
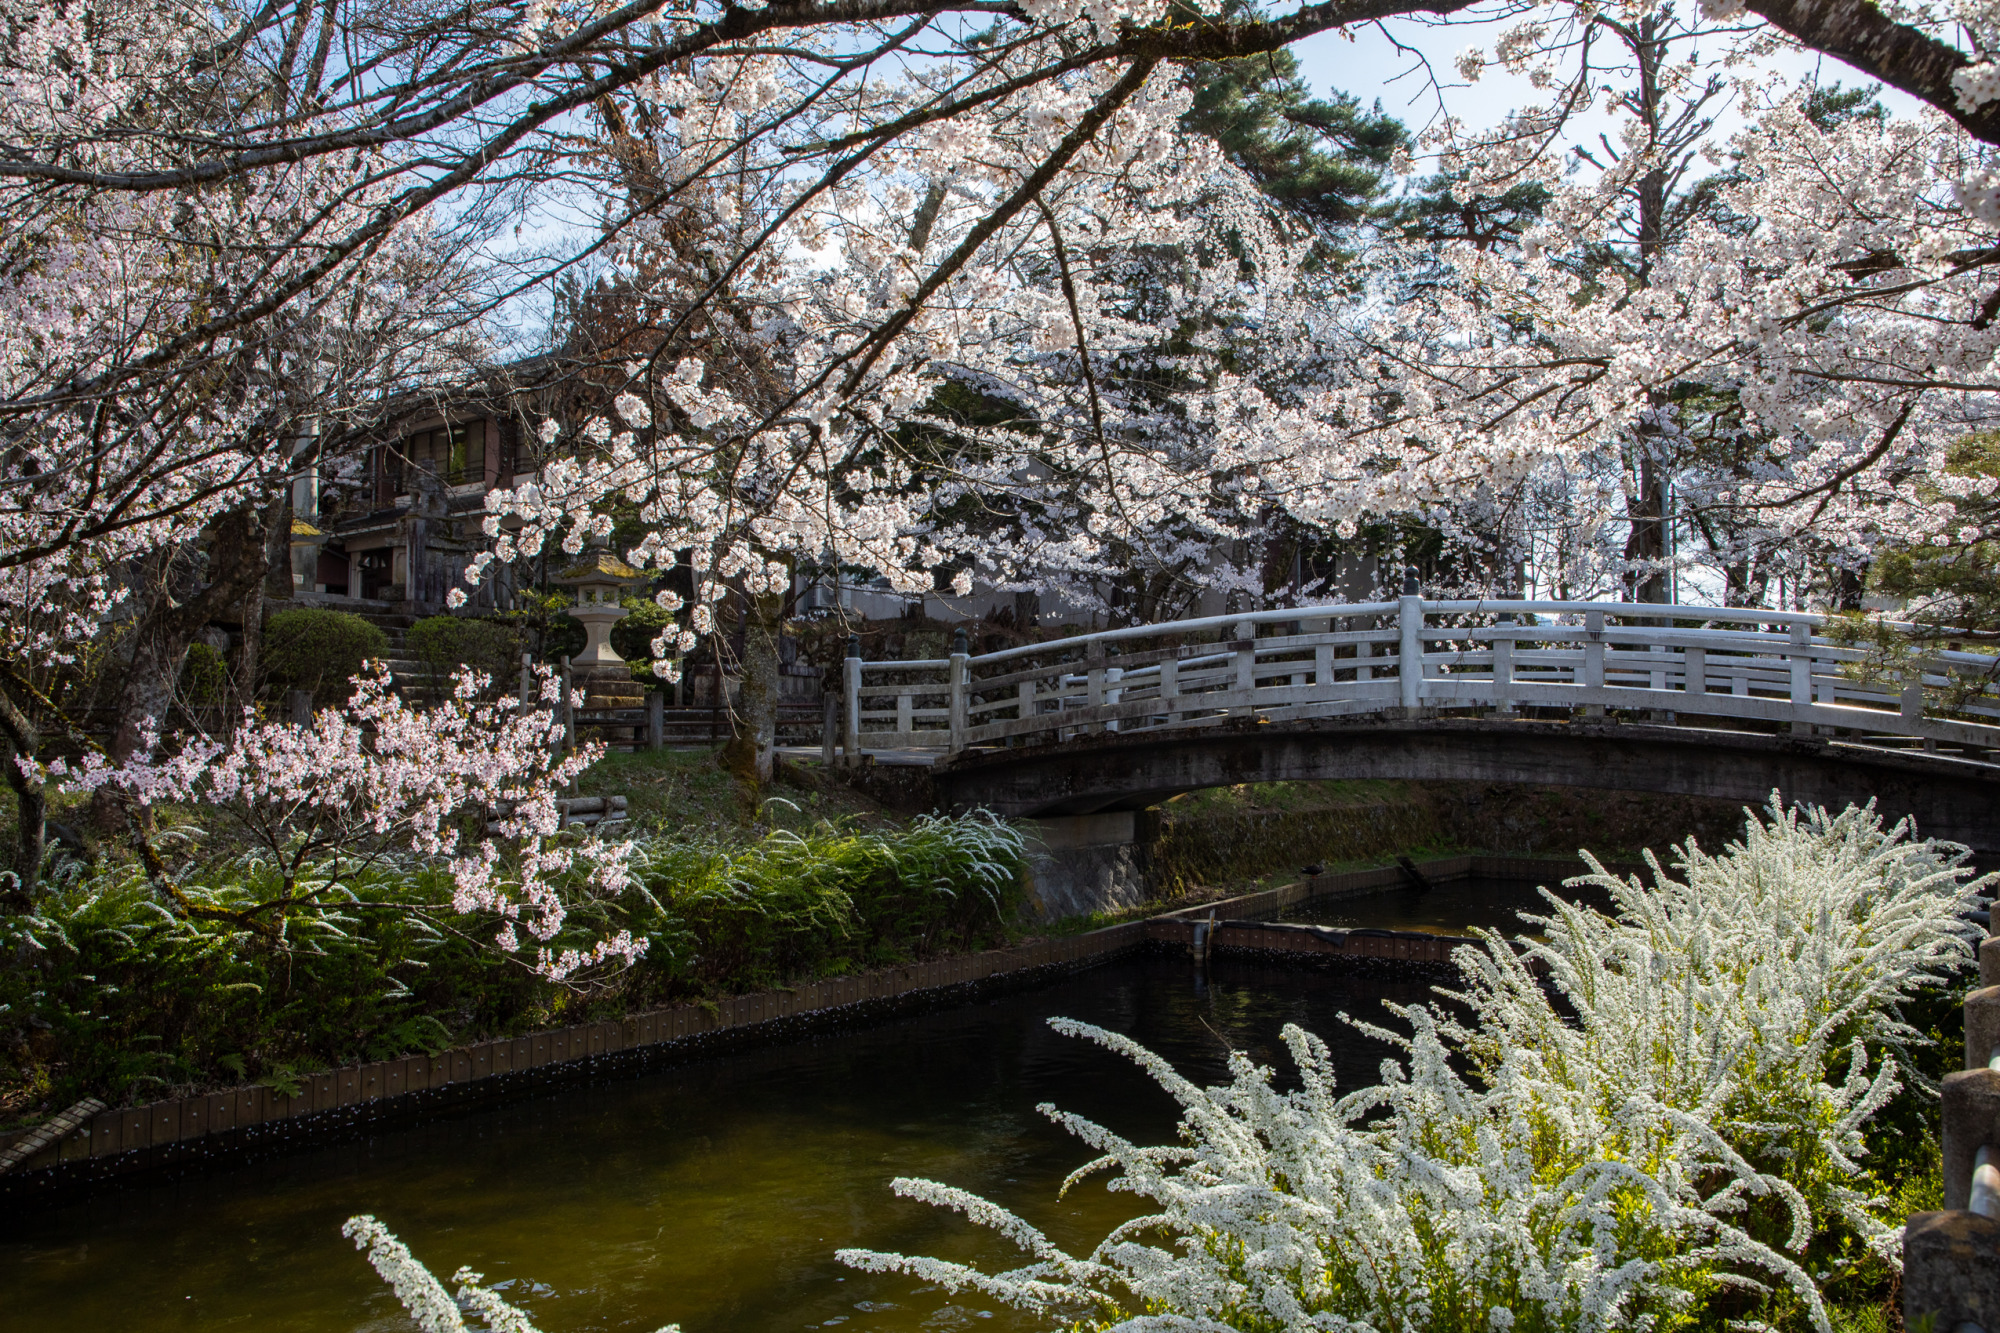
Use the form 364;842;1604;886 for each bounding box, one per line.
836;799;1986;1333
342;1215;678;1333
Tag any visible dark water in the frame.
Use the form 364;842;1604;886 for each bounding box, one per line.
1278;875;1614;938
0;956;1434;1333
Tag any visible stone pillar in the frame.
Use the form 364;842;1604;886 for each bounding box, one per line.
1905;1210;2000;1332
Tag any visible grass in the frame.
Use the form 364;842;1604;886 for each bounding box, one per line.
574;748;899;835
1159;778;1419;816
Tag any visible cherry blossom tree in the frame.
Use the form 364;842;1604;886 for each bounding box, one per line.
51;664;643;981
12;0;2000;827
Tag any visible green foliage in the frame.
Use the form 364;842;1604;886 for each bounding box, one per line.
609;593;674;668
179;641;229;705
490;587;586;662
0;812;1024;1125
262;608;390;704
1802;82;1888;131
406;614;520;693
1865;433;2000;634
627;810;1025;992
1178;3;1406;227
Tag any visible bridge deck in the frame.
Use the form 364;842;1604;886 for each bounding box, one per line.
840;597;2000;759
830;598;2000;850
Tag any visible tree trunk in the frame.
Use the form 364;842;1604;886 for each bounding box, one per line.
1624;452;1671;604
233;492;291;720
0;686;45;900
721;589;785;791
90;503;278;830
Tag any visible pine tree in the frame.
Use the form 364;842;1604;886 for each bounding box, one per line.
1179;12;1407;227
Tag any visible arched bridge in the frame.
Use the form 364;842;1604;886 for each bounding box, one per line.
836;596;2000;855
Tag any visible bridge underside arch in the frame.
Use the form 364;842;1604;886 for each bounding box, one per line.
931;718;2000;856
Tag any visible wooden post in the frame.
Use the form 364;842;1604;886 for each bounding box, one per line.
1788;621;1812;734
560;656;575;752
1397;579;1423;710
842;636;862;766
1232;619;1256;717
1582;610;1605;718
647;690;664;751
1310;617;1334;691
948;627;969;752
1086;638;1106;727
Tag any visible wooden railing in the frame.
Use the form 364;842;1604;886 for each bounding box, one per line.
837;596;2000;759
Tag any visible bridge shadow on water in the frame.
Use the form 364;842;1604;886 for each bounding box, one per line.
1277;875;1615;939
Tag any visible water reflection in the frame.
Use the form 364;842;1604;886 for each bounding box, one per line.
0;956;1431;1333
1277;876;1613;938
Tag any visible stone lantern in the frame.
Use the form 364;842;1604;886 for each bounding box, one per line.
552;538;650;712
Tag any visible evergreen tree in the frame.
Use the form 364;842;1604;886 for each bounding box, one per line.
1179;12;1407;227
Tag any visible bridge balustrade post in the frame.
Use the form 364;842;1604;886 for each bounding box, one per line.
1018;677;1036;739
1904;664;1941;750
1685;646;1706;699
1160;655;1180;725
1356;634;1372;681
948;629;969;753
1582;611;1605;718
842;636;861;766
1305;618;1333;691
1788;622;1813;735
1105;665;1123;733
1492;619;1514;715
1233;620;1256;716
1397;592;1423;710
1086;639;1106;731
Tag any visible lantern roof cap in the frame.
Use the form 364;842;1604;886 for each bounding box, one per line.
553;537;644;585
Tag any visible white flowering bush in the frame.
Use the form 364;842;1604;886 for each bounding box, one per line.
835;799;1984;1333
343;1215;680;1333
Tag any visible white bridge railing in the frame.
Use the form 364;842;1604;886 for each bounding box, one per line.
837;596;2000;761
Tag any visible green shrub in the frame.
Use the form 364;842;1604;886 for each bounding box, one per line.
0;812;1025;1123
406;615;520;694
179;641;229;705
609;594;674;667
263;608;389;705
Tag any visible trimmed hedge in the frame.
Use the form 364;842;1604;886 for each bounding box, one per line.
262;608;389;705
407;615;520;694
